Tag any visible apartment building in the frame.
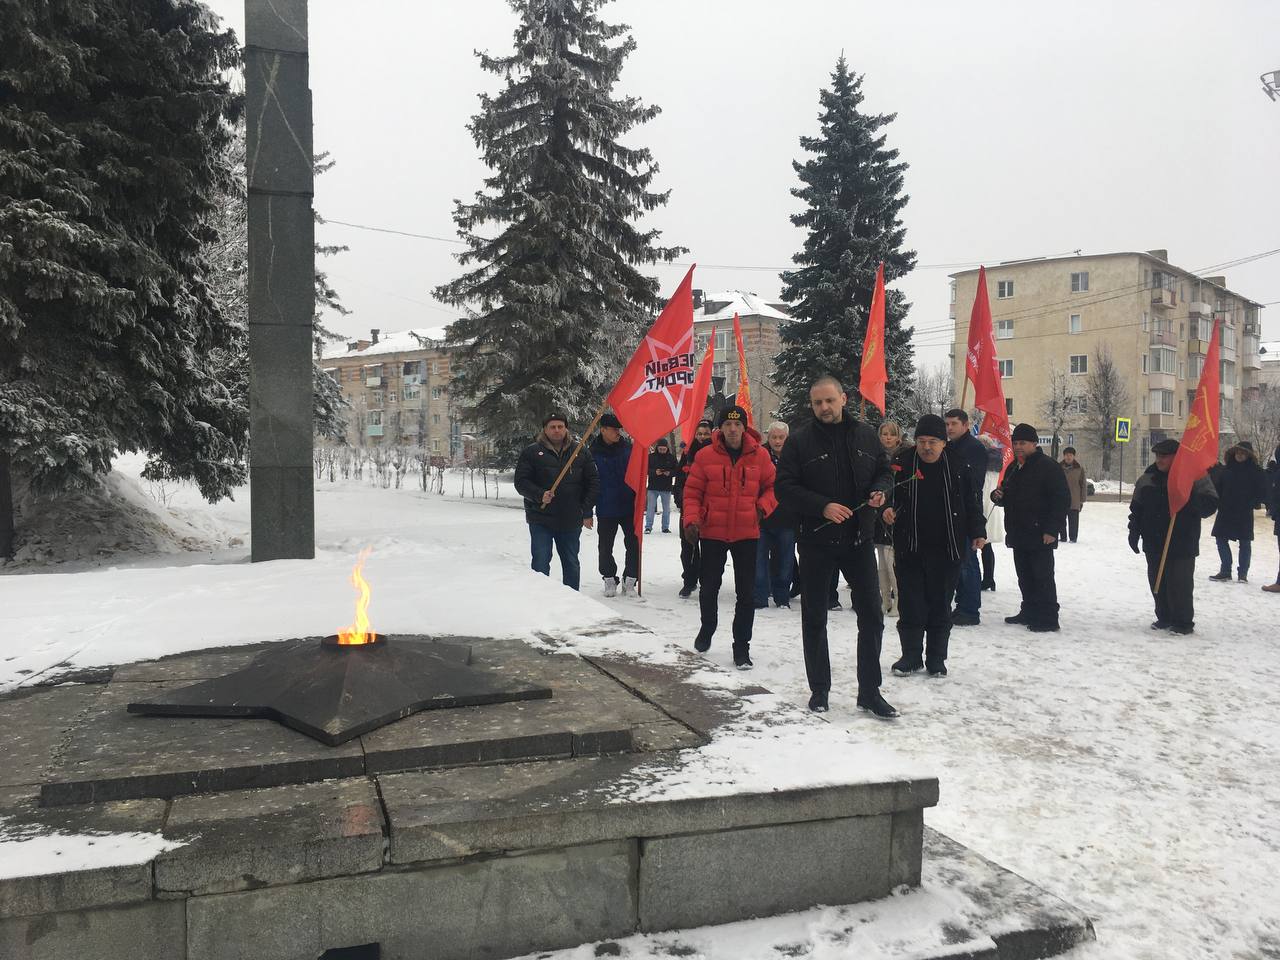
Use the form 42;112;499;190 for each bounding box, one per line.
691;289;791;427
321;328;478;462
948;250;1265;480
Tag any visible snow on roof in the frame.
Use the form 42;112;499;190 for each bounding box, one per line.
321;327;451;360
696;290;790;323
1261;341;1280;362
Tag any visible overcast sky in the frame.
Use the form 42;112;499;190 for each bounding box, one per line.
205;0;1280;367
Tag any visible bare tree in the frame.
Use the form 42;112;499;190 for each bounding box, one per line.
1236;385;1280;465
1084;345;1131;478
893;362;954;427
1038;362;1084;460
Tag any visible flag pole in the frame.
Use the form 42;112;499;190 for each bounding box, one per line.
1153;513;1177;594
959;379;969;413
541;399;609;508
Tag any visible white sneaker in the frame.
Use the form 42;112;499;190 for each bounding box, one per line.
603;577;618;597
621;576;638;596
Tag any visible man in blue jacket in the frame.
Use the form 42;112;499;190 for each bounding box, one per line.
591;413;638;596
945;408;989;626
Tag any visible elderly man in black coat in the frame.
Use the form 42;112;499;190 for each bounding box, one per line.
1208;441;1267;583
990;423;1070;632
1129;438;1219;633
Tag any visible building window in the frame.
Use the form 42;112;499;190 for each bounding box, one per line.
949;281;956;304
1142;312;1149;332
1221;326;1237;351
997;280;1014;299
370;391;385;407
1178;400;1183;416
1141;355;1148;374
1068;314;1082;334
1179;322;1185;341
431;437;440;452
1150;389;1174;415
1141;394;1148;414
996;319;1014;339
1070;271;1089;292
998;359;1014;378
1140;437;1151;463
387;390;397;403
1150;347;1176;374
402;385;421;401
1220;359;1236;385
368;410;383;426
1005;398;1014;415
713;361;728;380
1067;396;1088;414
1069;354;1088;375
715;330;729;352
431;386;444;400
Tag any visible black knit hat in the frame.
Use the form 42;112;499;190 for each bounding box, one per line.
697;418;714;429
1152;438;1179;455
718;405;748;427
1011;423;1039;444
913;414;946;441
543;412;569;427
599;412;622;429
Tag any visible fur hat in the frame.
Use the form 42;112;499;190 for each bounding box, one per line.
1011;423;1039;444
542;412;569;427
913;414;947;441
599;412;622;429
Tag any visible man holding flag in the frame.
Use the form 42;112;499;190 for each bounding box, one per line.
1128;319;1223;634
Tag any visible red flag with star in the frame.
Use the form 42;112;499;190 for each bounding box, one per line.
1169;317;1221;514
859;262;887;416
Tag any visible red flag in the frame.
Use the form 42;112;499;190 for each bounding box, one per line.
1168;318;1221;514
680;327;716;452
967;266;1014;480
859;262;888;415
732;312;754;427
607;266;698;544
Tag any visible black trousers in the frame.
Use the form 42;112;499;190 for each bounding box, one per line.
597;517;639;580
895;549;961;669
1060;509;1080;543
1012;548;1059;627
1146;551;1195;629
981;541;995;585
680;532;701;589
798;539;883;695
698;538;757;655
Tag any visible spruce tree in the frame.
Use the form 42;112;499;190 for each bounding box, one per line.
0;0;244;555
435;0;682;454
774;58;917;424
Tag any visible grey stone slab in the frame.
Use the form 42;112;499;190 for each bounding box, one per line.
638;814;894;932
249;322;314;464
0;786;166;919
156;777;385;896
890;808;925;888
245;0;308;53
244;51;313;195
248;466;315;563
41;681;363;805
113;641;297;682
582;654;747;736
380;753;936;866
0;684;104;787
0;899;185;960
923;828;1096;960
630;719;705;752
186;841;637;960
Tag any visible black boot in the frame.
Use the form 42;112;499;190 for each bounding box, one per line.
1005;611;1029;625
856;691;899;720
808;690;829;713
693;630;712;653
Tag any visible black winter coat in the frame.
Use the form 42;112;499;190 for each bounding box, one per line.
948;431;988;500
1128;464;1218;558
775;416;893;546
1210;456;1267;542
874;442;910;546
514;432;600;531
675;438;710;510
647;450;679;492
994;448;1070;551
1269;455;1280;536
761;445;798;531
889;449;986;563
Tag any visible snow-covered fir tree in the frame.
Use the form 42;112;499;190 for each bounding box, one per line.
205;124;350;444
435;0;682;454
0;0;244;556
773;58;917;423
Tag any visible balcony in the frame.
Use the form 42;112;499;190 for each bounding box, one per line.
403;374;422;386
1187;338;1211;357
1244;351;1262;371
1149;413;1180;431
1149;328;1176;347
1147;370;1176;391
366;424;384;438
1151;286;1176;309
365;376;382;387
1188;301;1212;318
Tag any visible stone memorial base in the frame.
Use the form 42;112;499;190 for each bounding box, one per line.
0;630;1092;960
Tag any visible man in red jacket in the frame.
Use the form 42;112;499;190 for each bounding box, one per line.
682;405;777;669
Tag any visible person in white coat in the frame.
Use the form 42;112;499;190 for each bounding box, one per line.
979;436;1005;591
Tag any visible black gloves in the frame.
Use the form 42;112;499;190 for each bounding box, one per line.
1128;532;1140;554
683;523;700;544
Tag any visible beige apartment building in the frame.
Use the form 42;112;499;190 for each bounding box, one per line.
691;289;790;428
949;250;1265;480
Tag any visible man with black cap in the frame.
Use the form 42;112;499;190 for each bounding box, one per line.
1128;438;1219;633
681;405;777;668
514;413;600;590
775;376;895;717
944;408;988;626
590;412;638;597
990;423;1070;632
675;419;714;597
882;415;987;678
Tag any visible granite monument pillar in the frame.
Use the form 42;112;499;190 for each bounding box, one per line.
245;0;316;561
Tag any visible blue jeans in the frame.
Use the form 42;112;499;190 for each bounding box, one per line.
529;523;582;590
645;490;672;531
954;546;982;617
755;527;796;606
1216;537;1251;577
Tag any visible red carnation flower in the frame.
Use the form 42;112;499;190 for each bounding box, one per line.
890;463;903;473
914;469;924;480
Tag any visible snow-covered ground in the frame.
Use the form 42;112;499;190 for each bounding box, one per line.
3;462;1279;959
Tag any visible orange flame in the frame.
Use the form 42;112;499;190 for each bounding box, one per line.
336;547;375;645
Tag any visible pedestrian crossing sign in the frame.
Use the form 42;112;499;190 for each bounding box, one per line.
1115;417;1131;443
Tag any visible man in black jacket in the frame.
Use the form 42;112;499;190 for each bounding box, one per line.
755;421;797;609
776;376;895;718
675;420;713;598
990;423;1070;632
1128;438;1219;632
645;438;678;534
513;413;600;591
945;408;988;626
883;415;987;678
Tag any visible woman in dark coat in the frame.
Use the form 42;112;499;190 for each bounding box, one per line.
1209;441;1267;583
